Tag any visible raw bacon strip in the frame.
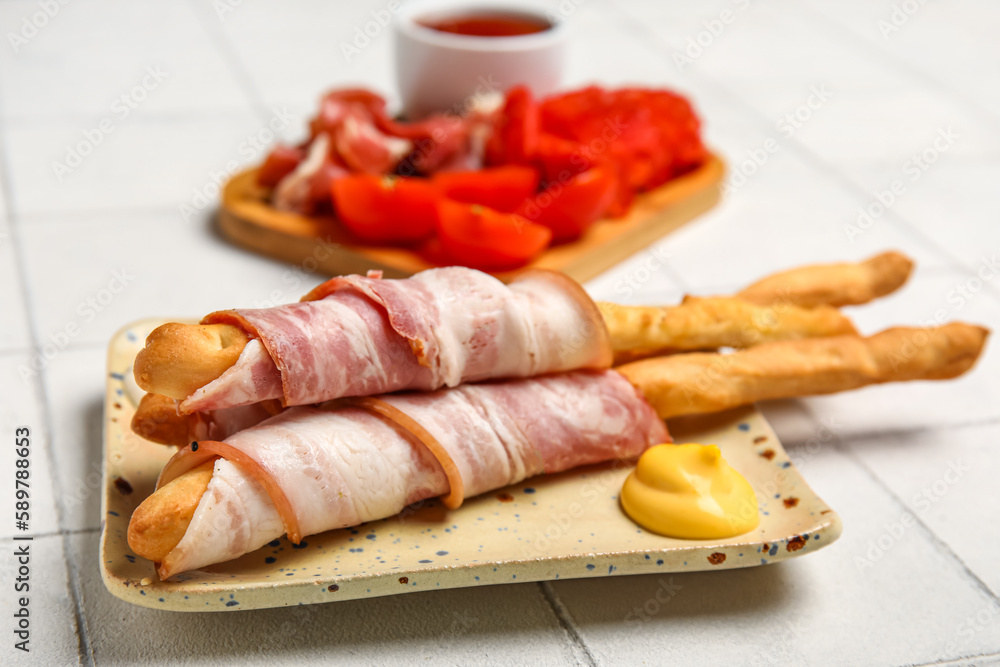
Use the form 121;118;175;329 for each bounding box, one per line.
156;370;667;578
181;339;283;413
181;267;610;412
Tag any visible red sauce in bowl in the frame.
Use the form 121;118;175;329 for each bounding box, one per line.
419;11;551;37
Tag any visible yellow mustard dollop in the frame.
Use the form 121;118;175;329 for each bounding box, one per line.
621;443;759;539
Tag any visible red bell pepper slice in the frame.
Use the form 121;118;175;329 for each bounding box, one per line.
432;165;540;212
436;200;551;270
517;167;618;243
331;174;439;244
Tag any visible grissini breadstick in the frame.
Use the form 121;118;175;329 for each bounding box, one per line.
598;297;857;364
128;323;988;569
616;323;988;419
736;251;914;308
133;255;905;404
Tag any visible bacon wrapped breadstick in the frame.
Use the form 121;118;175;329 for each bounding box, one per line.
128;371;668;578
617;323;988;419
134;267;611;413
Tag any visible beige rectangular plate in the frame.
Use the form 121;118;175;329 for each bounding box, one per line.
101;319;842;612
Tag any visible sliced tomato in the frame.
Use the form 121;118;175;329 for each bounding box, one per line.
436;200;551;271
331;175;439;244
517;167;618;243
484;85;540;166
257;145;305;188
432;165;539;212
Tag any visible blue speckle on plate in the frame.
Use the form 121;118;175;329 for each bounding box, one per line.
656;560;663;566
608;565;615;574
225;600;239;607
644;554;650;560
782;462;791;468
292;541;309;549
738;423;750;431
159;598;164;602
110;372;125;381
265;557;276;564
761;559;768;565
585;564;595;570
124;554;135;563
524;488;535;494
268;540;280;547
126;331;137;342
769;544;778;556
436;550;448;556
108;511;119;517
366;534;376;540
418;559;432;563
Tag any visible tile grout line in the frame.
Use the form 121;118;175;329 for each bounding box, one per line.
775;415;1000;450
908;649;1000;667
837;440;1000;609
182;0;275;124
0;117;96;667
538;582;599;667
607;5;980;278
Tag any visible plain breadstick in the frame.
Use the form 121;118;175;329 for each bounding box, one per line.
736;251;914;308
598;297;857;363
617;323;988;419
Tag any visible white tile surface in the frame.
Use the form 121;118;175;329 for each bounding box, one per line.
42;347;106;532
18;212;330;351
761;268;1000;444
845;421;1000;598
214;0;397;112
655;149;949;291
0;535;80;665
551;444;1000;665
0;220;32;352
847;158;1000;269
0;353;59;538
71;532;579;665
3;113;290;216
0;0;252;120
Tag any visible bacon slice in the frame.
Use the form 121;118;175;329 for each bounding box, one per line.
179;267;611;413
155;370;668;578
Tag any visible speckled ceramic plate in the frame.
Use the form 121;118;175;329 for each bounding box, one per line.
100;319;843;612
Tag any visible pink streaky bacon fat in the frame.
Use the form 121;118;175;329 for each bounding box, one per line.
178;266;611;413
155;370;668;579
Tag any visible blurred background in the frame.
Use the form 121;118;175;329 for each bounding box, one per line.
1;0;998;665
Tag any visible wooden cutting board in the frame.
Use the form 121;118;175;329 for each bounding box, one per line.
218;154;724;282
